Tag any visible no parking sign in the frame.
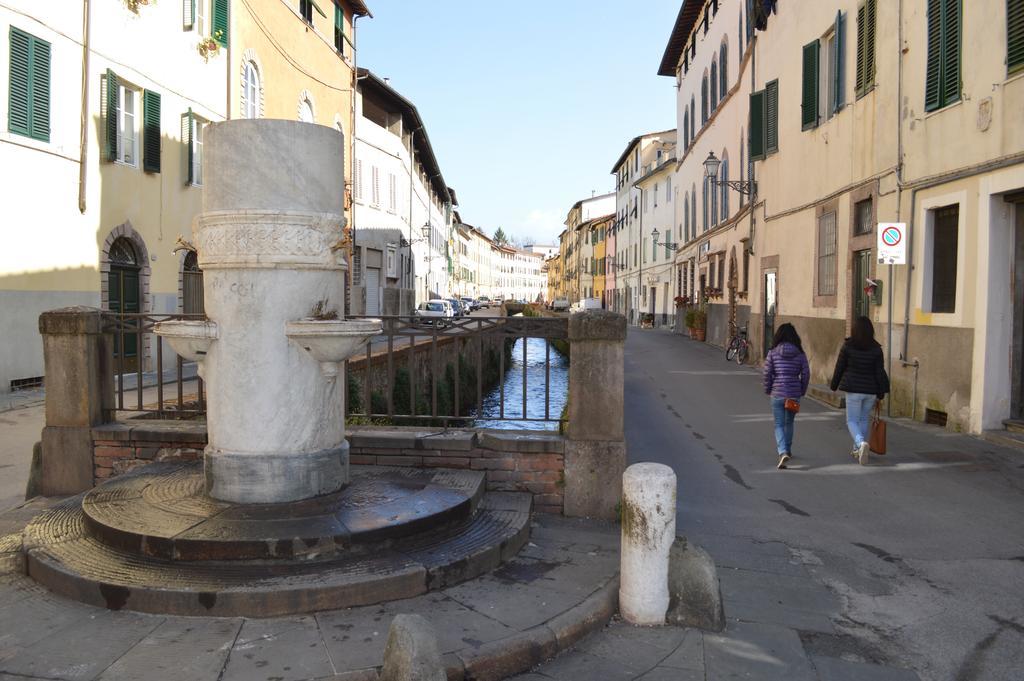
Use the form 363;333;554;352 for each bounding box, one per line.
877;223;906;265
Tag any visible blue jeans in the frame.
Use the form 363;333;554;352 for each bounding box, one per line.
845;393;877;448
771;397;796;455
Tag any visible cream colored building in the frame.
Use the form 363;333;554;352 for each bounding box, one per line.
610;131;676;324
0;0;229;390
634;158;678;325
562;193;615;305
659;0;1024;433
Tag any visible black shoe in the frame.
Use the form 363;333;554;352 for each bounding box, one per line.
777;454;791;469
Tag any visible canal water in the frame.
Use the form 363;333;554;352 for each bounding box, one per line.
473;337;568;430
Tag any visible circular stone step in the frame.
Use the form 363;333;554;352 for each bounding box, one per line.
79;462;484;561
22;490;532;617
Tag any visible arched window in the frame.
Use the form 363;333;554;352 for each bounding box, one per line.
690;96;696;139
710;173;719;226
107;236;141;369
739;9;744;54
702;176;709;231
720;153;730;222
684;194;690;241
182;251;204;314
299;98;314;123
720;41;729;95
683;110;689;150
701;73;709;124
691;186;697;238
710;60;718;111
241;61;260;119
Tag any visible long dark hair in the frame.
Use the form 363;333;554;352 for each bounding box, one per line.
850;316;876;350
771;323;803;352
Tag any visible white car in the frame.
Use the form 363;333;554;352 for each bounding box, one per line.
552;297;570;311
414;300;452;327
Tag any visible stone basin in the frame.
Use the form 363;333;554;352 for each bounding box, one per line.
153;320;219;364
285;318;382;376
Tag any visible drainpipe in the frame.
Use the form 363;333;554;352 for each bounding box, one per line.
77;0;92;213
889;0;905;415
349;12;362;313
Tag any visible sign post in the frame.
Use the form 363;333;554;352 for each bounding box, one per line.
877;222;906;418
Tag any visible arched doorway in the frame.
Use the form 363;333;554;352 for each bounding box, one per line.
182;250;204;314
108;237;141;371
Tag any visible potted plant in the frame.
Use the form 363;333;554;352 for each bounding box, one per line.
673;295;690;307
198;36;220;61
690;308;707;341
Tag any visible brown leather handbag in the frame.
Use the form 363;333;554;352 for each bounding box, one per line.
784;398;800;413
869;402;887;455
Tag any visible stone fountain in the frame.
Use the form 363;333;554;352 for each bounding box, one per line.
155;119;379;504
21;120;532;618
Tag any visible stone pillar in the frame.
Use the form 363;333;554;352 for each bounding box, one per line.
620;463;676;625
563;310;627;519
38;307;114;495
197;120;350;504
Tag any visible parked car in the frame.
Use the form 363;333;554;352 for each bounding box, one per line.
414;300;452;327
478;296;492;308
460;297;478;312
552;297;570;311
447;299;465;318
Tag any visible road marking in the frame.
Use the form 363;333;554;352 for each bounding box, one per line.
732;414;841;422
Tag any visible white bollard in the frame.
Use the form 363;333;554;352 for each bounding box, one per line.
619;462;677;625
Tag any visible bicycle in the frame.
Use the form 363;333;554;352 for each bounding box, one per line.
725;324;750;365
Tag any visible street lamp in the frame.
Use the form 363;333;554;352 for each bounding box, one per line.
650;228;680;252
704;151;757;196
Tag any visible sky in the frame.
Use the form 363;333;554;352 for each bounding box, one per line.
358;0;680;246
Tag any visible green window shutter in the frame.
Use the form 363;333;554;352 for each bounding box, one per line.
941;0;961;107
856;4;866;95
334;3;345;53
212;0;229;46
183;0;194;30
104;69;120;162
865;0;877;90
749;89;765;161
1011;0;1024;73
766;79;779;153
833;11;845;113
8;27;31;137
801;40;820;130
181;109;193;185
143;90;161;173
925;0;943;110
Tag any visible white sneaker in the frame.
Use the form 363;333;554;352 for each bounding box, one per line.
857;442;870;465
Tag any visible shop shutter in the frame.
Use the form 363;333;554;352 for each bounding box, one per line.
143;90;161;173
802;40;819;129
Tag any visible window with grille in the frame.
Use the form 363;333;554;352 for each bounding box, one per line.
854;198;873;235
817;211;838;296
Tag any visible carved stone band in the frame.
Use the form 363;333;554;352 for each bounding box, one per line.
194;210;348;270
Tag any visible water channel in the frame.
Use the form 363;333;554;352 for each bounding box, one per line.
473;337;569;431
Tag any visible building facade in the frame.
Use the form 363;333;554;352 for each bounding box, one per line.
659;0;1024;433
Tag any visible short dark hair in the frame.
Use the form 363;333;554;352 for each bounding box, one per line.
851;316;875;349
771;323;803;352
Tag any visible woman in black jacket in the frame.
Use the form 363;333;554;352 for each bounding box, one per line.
830;316;890;465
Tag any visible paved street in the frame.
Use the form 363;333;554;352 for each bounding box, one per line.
516;328;1024;681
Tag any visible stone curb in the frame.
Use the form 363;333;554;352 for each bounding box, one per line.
449;574;619;681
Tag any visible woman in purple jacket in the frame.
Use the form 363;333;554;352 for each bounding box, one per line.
762;323;810;469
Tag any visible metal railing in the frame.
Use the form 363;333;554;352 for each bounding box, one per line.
101;312;206;418
344;314;569;426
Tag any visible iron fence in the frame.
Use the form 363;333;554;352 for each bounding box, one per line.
101;312;206;418
344;315;569;426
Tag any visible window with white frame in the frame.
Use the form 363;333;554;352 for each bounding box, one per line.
388;173;397;213
117;83;140;166
371;166;380;206
241;61;260;119
196;0;207;35
299;97;314;123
